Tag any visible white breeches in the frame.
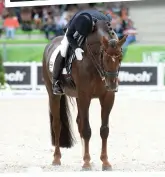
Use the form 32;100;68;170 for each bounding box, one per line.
59;29;69;58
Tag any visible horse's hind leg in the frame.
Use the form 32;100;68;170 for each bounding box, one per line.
99;92;115;171
49;95;62;165
76;98;81;134
42;62;62;165
49;93;75;166
42;54;63;166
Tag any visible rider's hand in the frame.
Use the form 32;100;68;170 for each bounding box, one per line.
75;48;84;60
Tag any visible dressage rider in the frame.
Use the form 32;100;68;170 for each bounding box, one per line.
52;9;114;95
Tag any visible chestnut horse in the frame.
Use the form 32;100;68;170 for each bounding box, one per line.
42;20;127;171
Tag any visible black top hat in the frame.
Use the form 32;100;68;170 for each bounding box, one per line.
75;13;93;36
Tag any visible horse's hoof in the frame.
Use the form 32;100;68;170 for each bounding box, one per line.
102;165;112;171
52;160;61;166
81;167;92;171
81;163;92;171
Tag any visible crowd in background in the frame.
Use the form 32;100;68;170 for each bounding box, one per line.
0;0;137;56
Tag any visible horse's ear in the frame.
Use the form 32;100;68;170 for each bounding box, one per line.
118;35;128;47
101;36;109;49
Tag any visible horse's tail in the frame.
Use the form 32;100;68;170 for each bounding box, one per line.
49;95;75;148
59;95;75;148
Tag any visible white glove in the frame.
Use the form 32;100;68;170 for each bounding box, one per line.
75;48;84;60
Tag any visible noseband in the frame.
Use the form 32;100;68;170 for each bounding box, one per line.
100;47;121;80
86;40;122;81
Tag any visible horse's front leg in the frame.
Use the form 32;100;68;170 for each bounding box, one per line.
76;98;81;134
77;93;92;170
99;92;115;171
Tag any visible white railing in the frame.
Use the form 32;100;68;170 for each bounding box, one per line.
1;62;165;92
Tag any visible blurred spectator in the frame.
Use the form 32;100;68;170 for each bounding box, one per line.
32;7;42;29
0;15;3;37
54;11;70;36
3;10;19;39
42;13;55;39
33;11;41;29
111;13;125;40
20;7;32;32
111;2;121;16
14;7;21;23
0;2;135;41
122;18;137;56
120;6;129;21
42;7;49;24
0;0;4;16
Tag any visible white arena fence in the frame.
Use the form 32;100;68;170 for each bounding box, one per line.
1;62;165;93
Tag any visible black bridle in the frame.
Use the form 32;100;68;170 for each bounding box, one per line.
100;47;121;80
86;40;122;81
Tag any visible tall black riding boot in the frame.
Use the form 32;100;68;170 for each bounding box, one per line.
52;52;65;95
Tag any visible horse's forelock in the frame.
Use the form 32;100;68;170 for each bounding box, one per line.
108;39;118;48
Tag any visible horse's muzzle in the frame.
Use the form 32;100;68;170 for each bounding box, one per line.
106;85;118;92
105;78;119;92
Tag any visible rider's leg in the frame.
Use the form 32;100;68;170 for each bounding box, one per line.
52;52;65;95
52;30;69;95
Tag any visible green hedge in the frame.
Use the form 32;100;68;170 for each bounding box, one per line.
1;41;165;63
0;39;49;44
1;45;46;62
124;45;165;62
0;53;5;86
1;28;55;36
